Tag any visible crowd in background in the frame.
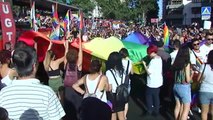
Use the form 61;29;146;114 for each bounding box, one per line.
0;8;213;120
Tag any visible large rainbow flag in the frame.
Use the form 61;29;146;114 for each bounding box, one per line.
18;31;148;74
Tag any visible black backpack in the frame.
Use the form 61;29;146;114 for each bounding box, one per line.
110;69;129;104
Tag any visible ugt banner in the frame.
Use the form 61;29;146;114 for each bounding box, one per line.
0;2;16;50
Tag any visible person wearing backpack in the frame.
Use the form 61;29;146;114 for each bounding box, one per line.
142;45;163;116
72;60;109;103
119;48;133;119
106;52;126;120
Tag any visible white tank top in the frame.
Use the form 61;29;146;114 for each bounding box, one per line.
85;74;107;103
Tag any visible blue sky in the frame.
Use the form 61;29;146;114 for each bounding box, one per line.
158;0;163;19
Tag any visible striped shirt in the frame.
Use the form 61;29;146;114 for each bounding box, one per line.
0;78;65;120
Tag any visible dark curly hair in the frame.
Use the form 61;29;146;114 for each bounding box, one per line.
0;50;11;64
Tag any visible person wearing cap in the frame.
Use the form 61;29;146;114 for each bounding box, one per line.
142;45;163;116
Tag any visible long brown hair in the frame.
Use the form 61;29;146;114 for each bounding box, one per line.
66;49;78;70
172;46;190;71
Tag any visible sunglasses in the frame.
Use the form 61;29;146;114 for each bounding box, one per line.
207;38;213;41
193;43;200;46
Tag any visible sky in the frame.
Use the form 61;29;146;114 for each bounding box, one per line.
158;0;163;19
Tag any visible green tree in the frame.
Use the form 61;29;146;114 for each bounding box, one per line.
146;1;159;25
96;0;159;22
95;0;131;20
71;0;95;17
55;0;95;16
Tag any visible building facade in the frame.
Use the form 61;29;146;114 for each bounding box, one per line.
165;0;212;26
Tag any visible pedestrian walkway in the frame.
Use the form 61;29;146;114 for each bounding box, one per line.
127;74;202;120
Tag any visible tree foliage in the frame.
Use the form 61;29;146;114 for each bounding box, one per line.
96;0;159;21
57;0;95;16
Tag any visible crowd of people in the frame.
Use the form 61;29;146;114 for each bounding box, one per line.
0;19;213;120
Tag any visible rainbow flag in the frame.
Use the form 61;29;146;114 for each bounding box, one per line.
49;25;60;40
52;4;59;28
196;57;203;68
163;23;169;46
64;10;70;31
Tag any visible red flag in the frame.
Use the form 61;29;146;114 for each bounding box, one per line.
79;11;84;30
0;2;16;50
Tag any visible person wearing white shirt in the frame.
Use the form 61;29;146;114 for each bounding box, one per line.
197;50;213;120
170;40;181;65
0;46;65;120
119;48;133;119
191;39;206;66
142;45;163;116
0;50;17;88
105;52;126;120
200;32;213;62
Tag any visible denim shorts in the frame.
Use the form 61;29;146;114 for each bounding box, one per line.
199;92;213;104
173;84;191;104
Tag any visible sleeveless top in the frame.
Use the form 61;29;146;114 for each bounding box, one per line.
174;69;187;84
85;75;107;103
64;63;78;87
47;65;61;77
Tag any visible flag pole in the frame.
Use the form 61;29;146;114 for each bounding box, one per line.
79;10;82;46
30;0;33;30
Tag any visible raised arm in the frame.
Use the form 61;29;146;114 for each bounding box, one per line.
56;40;69;65
77;34;83;71
43;41;53;71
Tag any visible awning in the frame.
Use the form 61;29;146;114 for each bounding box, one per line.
13;0;80;14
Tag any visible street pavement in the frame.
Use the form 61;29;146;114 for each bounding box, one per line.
127;74;202;120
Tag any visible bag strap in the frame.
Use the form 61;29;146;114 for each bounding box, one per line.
124;60;130;84
198;64;206;82
110;69;121;86
191;49;203;64
84;75;103;94
49;65;53;71
126;60;130;74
